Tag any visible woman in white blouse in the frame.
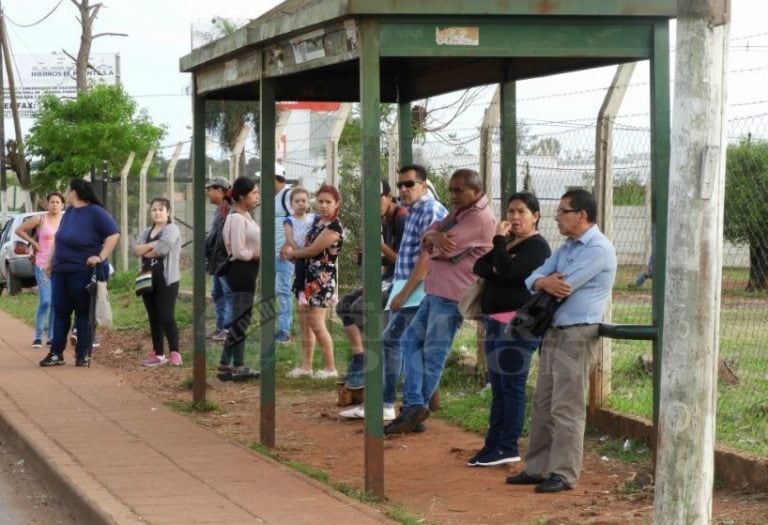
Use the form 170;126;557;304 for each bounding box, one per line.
220;176;261;381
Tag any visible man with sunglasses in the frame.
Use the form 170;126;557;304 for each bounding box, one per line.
340;164;447;422
384;168;495;435
506;188;616;494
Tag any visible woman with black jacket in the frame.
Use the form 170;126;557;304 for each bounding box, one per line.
467;192;551;467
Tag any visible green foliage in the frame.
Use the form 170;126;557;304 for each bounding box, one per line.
725;137;768;245
613;178;646;206
26;84;166;193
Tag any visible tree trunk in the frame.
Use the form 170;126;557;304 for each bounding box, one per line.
747;242;768;292
72;0;100;93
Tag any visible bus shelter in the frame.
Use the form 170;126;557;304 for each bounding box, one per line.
181;0;675;495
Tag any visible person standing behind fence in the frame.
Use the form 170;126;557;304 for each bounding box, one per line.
40;178;119;367
16;191;64;348
467;192;551;467
506;188;616;493
133;197;182;367
219;176;261;381
204;177;233;342
274;167;294;344
279;187;316;352
284;184;343;380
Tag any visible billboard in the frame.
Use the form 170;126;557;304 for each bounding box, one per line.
2;53;119;120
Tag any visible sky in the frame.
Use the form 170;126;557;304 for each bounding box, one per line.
3;0;768;159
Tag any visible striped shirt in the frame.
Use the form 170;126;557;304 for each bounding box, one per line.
393;193;447;281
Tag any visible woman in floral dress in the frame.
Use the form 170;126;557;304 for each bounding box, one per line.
284;184;343;379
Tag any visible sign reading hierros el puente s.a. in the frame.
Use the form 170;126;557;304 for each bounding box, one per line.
2;53;119;121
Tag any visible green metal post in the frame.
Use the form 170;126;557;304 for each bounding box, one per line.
360;18;385;498
650;21;671;433
260;79;277;449
499;79;517;204
191;82;207;404
398;101;412;166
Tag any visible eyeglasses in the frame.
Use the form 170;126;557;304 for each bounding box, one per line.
396;180;421;189
555;208;581;216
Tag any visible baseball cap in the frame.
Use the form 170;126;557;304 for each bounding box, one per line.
205;176;230;190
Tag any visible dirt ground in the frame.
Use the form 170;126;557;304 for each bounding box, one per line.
91;327;768;525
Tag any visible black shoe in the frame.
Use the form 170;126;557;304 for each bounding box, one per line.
475;449;522;467
467;446;490;467
534;473;572;493
506;471;546;485
412;422;427;433
216;371;233;381
75;357;90;367
40;352;65;367
217;364;233;372
384;405;430;435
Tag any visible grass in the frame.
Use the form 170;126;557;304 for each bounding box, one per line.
164;399;221;413
2;265;766;462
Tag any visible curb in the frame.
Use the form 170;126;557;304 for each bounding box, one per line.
0;386;141;524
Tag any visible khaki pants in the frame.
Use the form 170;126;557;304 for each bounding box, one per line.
523;324;599;487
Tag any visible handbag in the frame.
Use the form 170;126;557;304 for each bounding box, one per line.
458;278;484;320
134;271;152;296
507;291;563;338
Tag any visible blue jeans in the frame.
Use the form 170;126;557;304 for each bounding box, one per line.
211;274;232;331
382;307;418;405
51;269;93;359
483;317;539;454
275;257;294;335
400;295;464;408
34;266;53;341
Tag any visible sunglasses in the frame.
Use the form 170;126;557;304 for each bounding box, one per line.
396;180;421;189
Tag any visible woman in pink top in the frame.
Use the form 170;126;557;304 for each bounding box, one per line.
15;192;65;347
218;176;261;382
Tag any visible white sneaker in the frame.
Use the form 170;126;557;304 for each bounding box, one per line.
338;405;396;421
339;405;365;419
286;367;313;378
313;369;339;380
383;406;396;421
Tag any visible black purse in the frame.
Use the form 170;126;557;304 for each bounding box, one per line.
507;292;563;338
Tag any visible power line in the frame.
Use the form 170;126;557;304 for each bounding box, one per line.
3;0;64;28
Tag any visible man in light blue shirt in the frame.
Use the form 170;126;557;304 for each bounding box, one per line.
507;188;616;494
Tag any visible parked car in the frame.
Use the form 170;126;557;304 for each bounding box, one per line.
0;211;45;295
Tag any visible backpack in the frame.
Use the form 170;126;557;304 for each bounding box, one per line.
205;207;231;275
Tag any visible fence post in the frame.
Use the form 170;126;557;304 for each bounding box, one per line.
138;148;155;236
166;143;183;218
590;62;635;414
119;152;136;271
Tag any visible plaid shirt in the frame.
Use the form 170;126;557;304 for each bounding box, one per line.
393;193;448;281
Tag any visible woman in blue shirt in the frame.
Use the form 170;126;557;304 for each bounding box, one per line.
40;178;119;367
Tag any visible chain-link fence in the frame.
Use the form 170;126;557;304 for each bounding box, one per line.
105;96;767;458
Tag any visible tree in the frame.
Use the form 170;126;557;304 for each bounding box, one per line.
525;137;562;157
69;0;127;93
724;137;768;291
26;84;166;192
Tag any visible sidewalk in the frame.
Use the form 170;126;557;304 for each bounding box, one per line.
0;311;393;524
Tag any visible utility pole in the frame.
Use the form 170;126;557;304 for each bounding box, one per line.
653;1;729;523
0;8;28;187
0;0;5;197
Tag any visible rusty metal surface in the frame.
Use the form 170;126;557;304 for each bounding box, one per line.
180;0;676;72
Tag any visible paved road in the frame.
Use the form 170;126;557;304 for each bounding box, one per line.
0;438;75;524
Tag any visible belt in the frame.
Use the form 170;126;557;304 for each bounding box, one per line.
552;323;594;330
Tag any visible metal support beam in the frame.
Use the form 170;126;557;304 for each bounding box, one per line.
359;18;385;498
191;84;207;405
260;79;277;449
499;79;517;205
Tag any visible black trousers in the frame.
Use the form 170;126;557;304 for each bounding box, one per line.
142;277;179;356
